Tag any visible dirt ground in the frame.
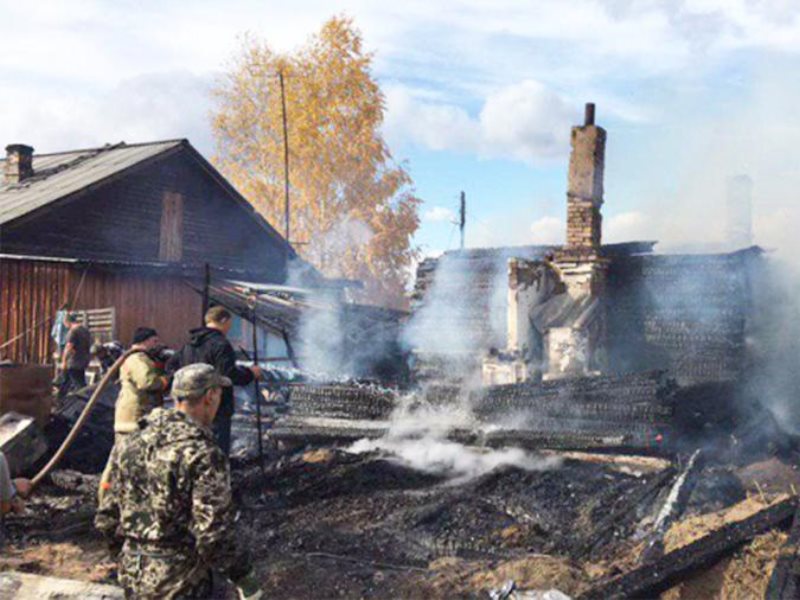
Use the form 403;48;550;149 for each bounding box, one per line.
0;448;795;598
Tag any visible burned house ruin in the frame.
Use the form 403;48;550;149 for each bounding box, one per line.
410;103;760;388
273;104;766;459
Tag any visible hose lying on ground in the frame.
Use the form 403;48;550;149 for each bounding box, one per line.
30;349;135;490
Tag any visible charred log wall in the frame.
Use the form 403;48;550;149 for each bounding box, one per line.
469;370;674;450
606;250;759;385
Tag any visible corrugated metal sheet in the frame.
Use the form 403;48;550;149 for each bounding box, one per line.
0;140;183;225
0;258;202;364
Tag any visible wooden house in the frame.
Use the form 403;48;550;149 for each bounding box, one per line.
0;139;297;364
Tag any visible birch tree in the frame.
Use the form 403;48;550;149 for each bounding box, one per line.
212;16;420;307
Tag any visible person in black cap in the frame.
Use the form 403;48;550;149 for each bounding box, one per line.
98;327;169;501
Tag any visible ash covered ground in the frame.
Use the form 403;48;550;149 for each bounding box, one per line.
3;439;799;599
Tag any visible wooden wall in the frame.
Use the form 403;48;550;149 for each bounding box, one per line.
0;259;71;364
0;258;202;364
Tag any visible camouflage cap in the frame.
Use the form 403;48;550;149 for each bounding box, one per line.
172;364;231;399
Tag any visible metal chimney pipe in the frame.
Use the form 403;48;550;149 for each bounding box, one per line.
584;103;595;126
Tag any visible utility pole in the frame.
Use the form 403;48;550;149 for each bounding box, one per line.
459;191;466;250
279;69;291;243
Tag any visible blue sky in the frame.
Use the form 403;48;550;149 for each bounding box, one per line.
3;0;800;260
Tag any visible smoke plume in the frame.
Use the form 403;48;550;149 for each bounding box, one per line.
349;395;562;482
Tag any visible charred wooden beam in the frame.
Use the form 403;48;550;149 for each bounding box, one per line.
289;384;398;420
579;496;798;600
766;506;800;599
578;465;676;559
639;449;703;563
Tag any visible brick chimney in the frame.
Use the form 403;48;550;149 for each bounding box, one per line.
565;103;605;252
4;144;34;185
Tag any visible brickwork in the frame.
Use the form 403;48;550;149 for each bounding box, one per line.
566;124;606;251
4;144;34;185
566;200;602;249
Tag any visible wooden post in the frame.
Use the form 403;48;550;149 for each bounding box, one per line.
251;306;265;478
201;263;210;325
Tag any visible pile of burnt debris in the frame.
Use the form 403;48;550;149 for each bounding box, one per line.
4;364;799;599
5;437;799;598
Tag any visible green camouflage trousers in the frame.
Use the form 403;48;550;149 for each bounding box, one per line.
118;541;212;599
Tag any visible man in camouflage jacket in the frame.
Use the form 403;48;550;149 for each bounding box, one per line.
95;364;262;599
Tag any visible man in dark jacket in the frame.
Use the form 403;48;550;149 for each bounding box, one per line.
60;312;92;392
169;307;260;455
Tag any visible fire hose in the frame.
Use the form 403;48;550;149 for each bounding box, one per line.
30;348;136;490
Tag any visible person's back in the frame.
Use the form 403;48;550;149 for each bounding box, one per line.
96;364;262;600
110;407;226;542
60;313;92;393
66;324;91;370
97;407;244;598
115;348;166;433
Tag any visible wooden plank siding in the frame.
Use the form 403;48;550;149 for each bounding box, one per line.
0;259;71;364
0;258;202;364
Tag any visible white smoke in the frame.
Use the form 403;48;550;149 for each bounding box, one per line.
349;395;562;481
295;288;345;378
402;252;480;356
289;217;380;379
402;249;515;358
746;257;800;435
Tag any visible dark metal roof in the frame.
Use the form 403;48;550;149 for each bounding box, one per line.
0;140;183;226
0;138;296;257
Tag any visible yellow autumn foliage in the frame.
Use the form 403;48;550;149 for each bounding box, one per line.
212;16;421;308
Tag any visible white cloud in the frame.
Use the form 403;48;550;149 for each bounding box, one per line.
604;211;653;243
478;81;573;161
529;216;564;245
4;0;800;160
385;80;574;163
383;86;479;153
0;71;213;153
423;206;457;222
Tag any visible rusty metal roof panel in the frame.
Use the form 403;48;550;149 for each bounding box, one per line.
0;140;184;225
